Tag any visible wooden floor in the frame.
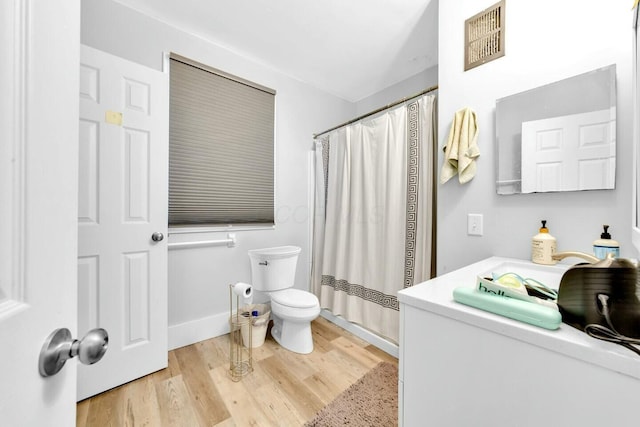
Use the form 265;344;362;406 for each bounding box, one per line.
76;317;398;426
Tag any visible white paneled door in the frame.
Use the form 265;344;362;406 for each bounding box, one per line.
78;45;169;400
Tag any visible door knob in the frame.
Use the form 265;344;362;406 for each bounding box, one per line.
151;232;164;242
39;328;108;377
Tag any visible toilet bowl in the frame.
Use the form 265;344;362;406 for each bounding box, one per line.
248;246;320;354
270;288;321;354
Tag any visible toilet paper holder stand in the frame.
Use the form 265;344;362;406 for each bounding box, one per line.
229;283;253;381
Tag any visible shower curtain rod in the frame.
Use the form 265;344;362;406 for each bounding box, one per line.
313;84;438;138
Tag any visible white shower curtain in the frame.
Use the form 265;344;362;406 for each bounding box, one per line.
312;94;436;343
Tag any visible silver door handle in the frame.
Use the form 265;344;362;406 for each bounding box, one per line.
151;232;164;242
39;328;108;377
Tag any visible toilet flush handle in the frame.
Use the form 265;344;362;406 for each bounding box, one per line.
259;261;268;266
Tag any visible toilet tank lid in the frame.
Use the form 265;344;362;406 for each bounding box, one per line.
248;246;301;259
271;289;319;308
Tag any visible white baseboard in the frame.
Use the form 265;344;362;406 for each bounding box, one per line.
168;308;400;359
168;312;230;350
320;309;399;358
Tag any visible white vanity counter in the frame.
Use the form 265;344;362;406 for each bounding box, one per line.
398;256;640;427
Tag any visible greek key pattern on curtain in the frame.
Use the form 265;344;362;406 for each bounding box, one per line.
320;276;400;310
321;138;330;214
404;100;420;289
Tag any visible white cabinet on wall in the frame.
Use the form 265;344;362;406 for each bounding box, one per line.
398;257;640;427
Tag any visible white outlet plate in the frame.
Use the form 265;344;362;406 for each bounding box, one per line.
467;213;483;236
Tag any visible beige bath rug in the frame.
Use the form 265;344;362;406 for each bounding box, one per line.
305;361;398;427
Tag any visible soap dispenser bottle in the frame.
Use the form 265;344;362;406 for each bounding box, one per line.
593;225;620;259
532;220;557;265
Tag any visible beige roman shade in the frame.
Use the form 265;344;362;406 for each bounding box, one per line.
169;53;275;226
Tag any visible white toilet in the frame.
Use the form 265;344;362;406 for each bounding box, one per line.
248;246;320;354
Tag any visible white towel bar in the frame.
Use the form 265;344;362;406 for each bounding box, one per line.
168;233;236;250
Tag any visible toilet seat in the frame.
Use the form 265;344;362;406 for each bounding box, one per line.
270;289;319;309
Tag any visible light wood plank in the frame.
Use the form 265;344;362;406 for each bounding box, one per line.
209;364;273;426
83;385;124;427
250;376;307;426
304;348;364;389
122;376;162;427
213;418;237;427
76;398;90;426
155;375;200;427
233;352;277;391
331;335;384;368
312;317;342;341
268;344;317;381
251;336;276;362
302;371;347;405
259;355;325;420
173;345;231;425
194;337;227;371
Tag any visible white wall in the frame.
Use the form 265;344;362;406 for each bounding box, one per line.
81;0;355;348
437;1;635;274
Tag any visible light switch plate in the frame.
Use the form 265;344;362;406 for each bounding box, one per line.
467;213;483;236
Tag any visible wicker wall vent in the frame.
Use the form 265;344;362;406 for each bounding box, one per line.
464;0;505;71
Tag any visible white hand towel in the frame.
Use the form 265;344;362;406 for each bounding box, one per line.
440;107;480;184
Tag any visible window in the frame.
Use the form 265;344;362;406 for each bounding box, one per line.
168;53;275;227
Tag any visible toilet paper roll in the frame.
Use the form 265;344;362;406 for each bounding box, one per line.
232;282;253;299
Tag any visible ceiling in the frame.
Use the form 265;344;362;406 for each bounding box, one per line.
112;0;439;102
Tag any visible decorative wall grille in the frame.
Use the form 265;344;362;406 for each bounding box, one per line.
464;0;505;71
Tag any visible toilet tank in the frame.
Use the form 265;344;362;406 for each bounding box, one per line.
248;246;301;292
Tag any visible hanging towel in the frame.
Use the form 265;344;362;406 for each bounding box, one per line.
440;107;480;184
